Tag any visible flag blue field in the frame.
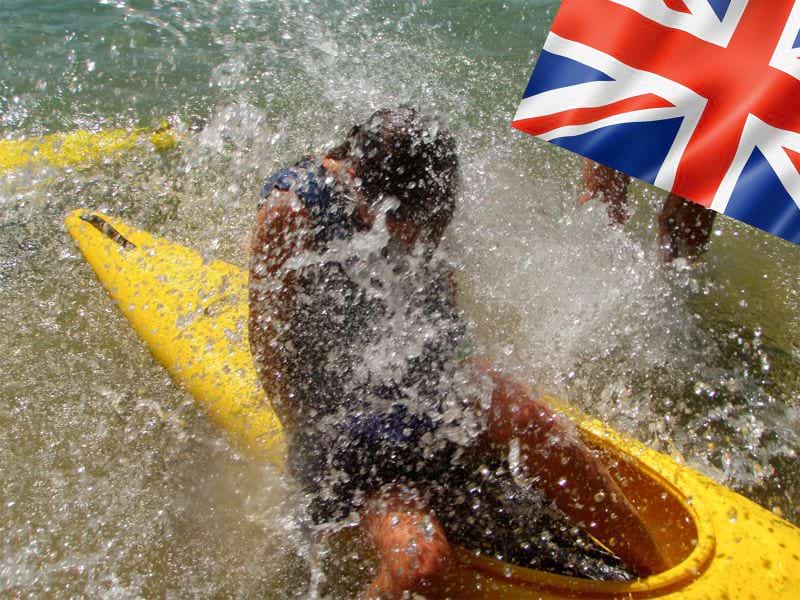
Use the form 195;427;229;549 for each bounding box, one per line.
513;0;800;245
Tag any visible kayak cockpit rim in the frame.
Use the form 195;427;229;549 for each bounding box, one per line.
452;419;716;597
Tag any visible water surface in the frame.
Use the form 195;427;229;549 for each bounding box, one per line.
1;1;798;596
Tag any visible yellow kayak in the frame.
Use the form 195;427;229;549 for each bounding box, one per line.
0;125;178;174
65;209;800;599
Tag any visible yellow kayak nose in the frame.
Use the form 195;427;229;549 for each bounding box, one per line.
1;124;178;174
65;208;800;599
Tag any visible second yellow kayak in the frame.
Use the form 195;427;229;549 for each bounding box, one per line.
1;125;178;174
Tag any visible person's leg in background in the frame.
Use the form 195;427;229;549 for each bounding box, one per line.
657;193;717;263
579;160;631;225
581;159;716;263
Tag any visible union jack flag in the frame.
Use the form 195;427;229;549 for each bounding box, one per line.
513;0;800;245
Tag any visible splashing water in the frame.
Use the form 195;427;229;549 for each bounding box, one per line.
2;0;799;596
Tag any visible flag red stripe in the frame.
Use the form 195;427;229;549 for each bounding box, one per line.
662;0;691;14
552;0;800;205
785;147;800;174
513;94;674;137
552;0;800;131
672;105;748;205
672;0;798;204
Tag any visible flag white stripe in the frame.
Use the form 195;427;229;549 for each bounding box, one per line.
607;0;748;46
770;1;800;81
538;107;686;141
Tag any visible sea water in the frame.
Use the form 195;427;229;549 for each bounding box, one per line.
1;1;799;597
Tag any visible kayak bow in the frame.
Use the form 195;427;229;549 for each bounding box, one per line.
65;209;800;599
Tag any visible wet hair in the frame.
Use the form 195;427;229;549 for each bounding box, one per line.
332;106;459;244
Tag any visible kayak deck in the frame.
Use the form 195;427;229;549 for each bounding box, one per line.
65;209;800;599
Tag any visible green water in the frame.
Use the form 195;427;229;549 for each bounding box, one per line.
1;1;798;596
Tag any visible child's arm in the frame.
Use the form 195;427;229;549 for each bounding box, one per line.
248;188;315;427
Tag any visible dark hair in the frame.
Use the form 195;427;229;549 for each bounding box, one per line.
333;106;459;244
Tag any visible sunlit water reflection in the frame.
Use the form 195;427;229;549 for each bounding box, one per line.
1;0;798;596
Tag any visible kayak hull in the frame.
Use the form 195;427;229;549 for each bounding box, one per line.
65;209;800;599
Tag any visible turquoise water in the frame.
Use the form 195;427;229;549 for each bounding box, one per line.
1;1;798;596
0;0;556;133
